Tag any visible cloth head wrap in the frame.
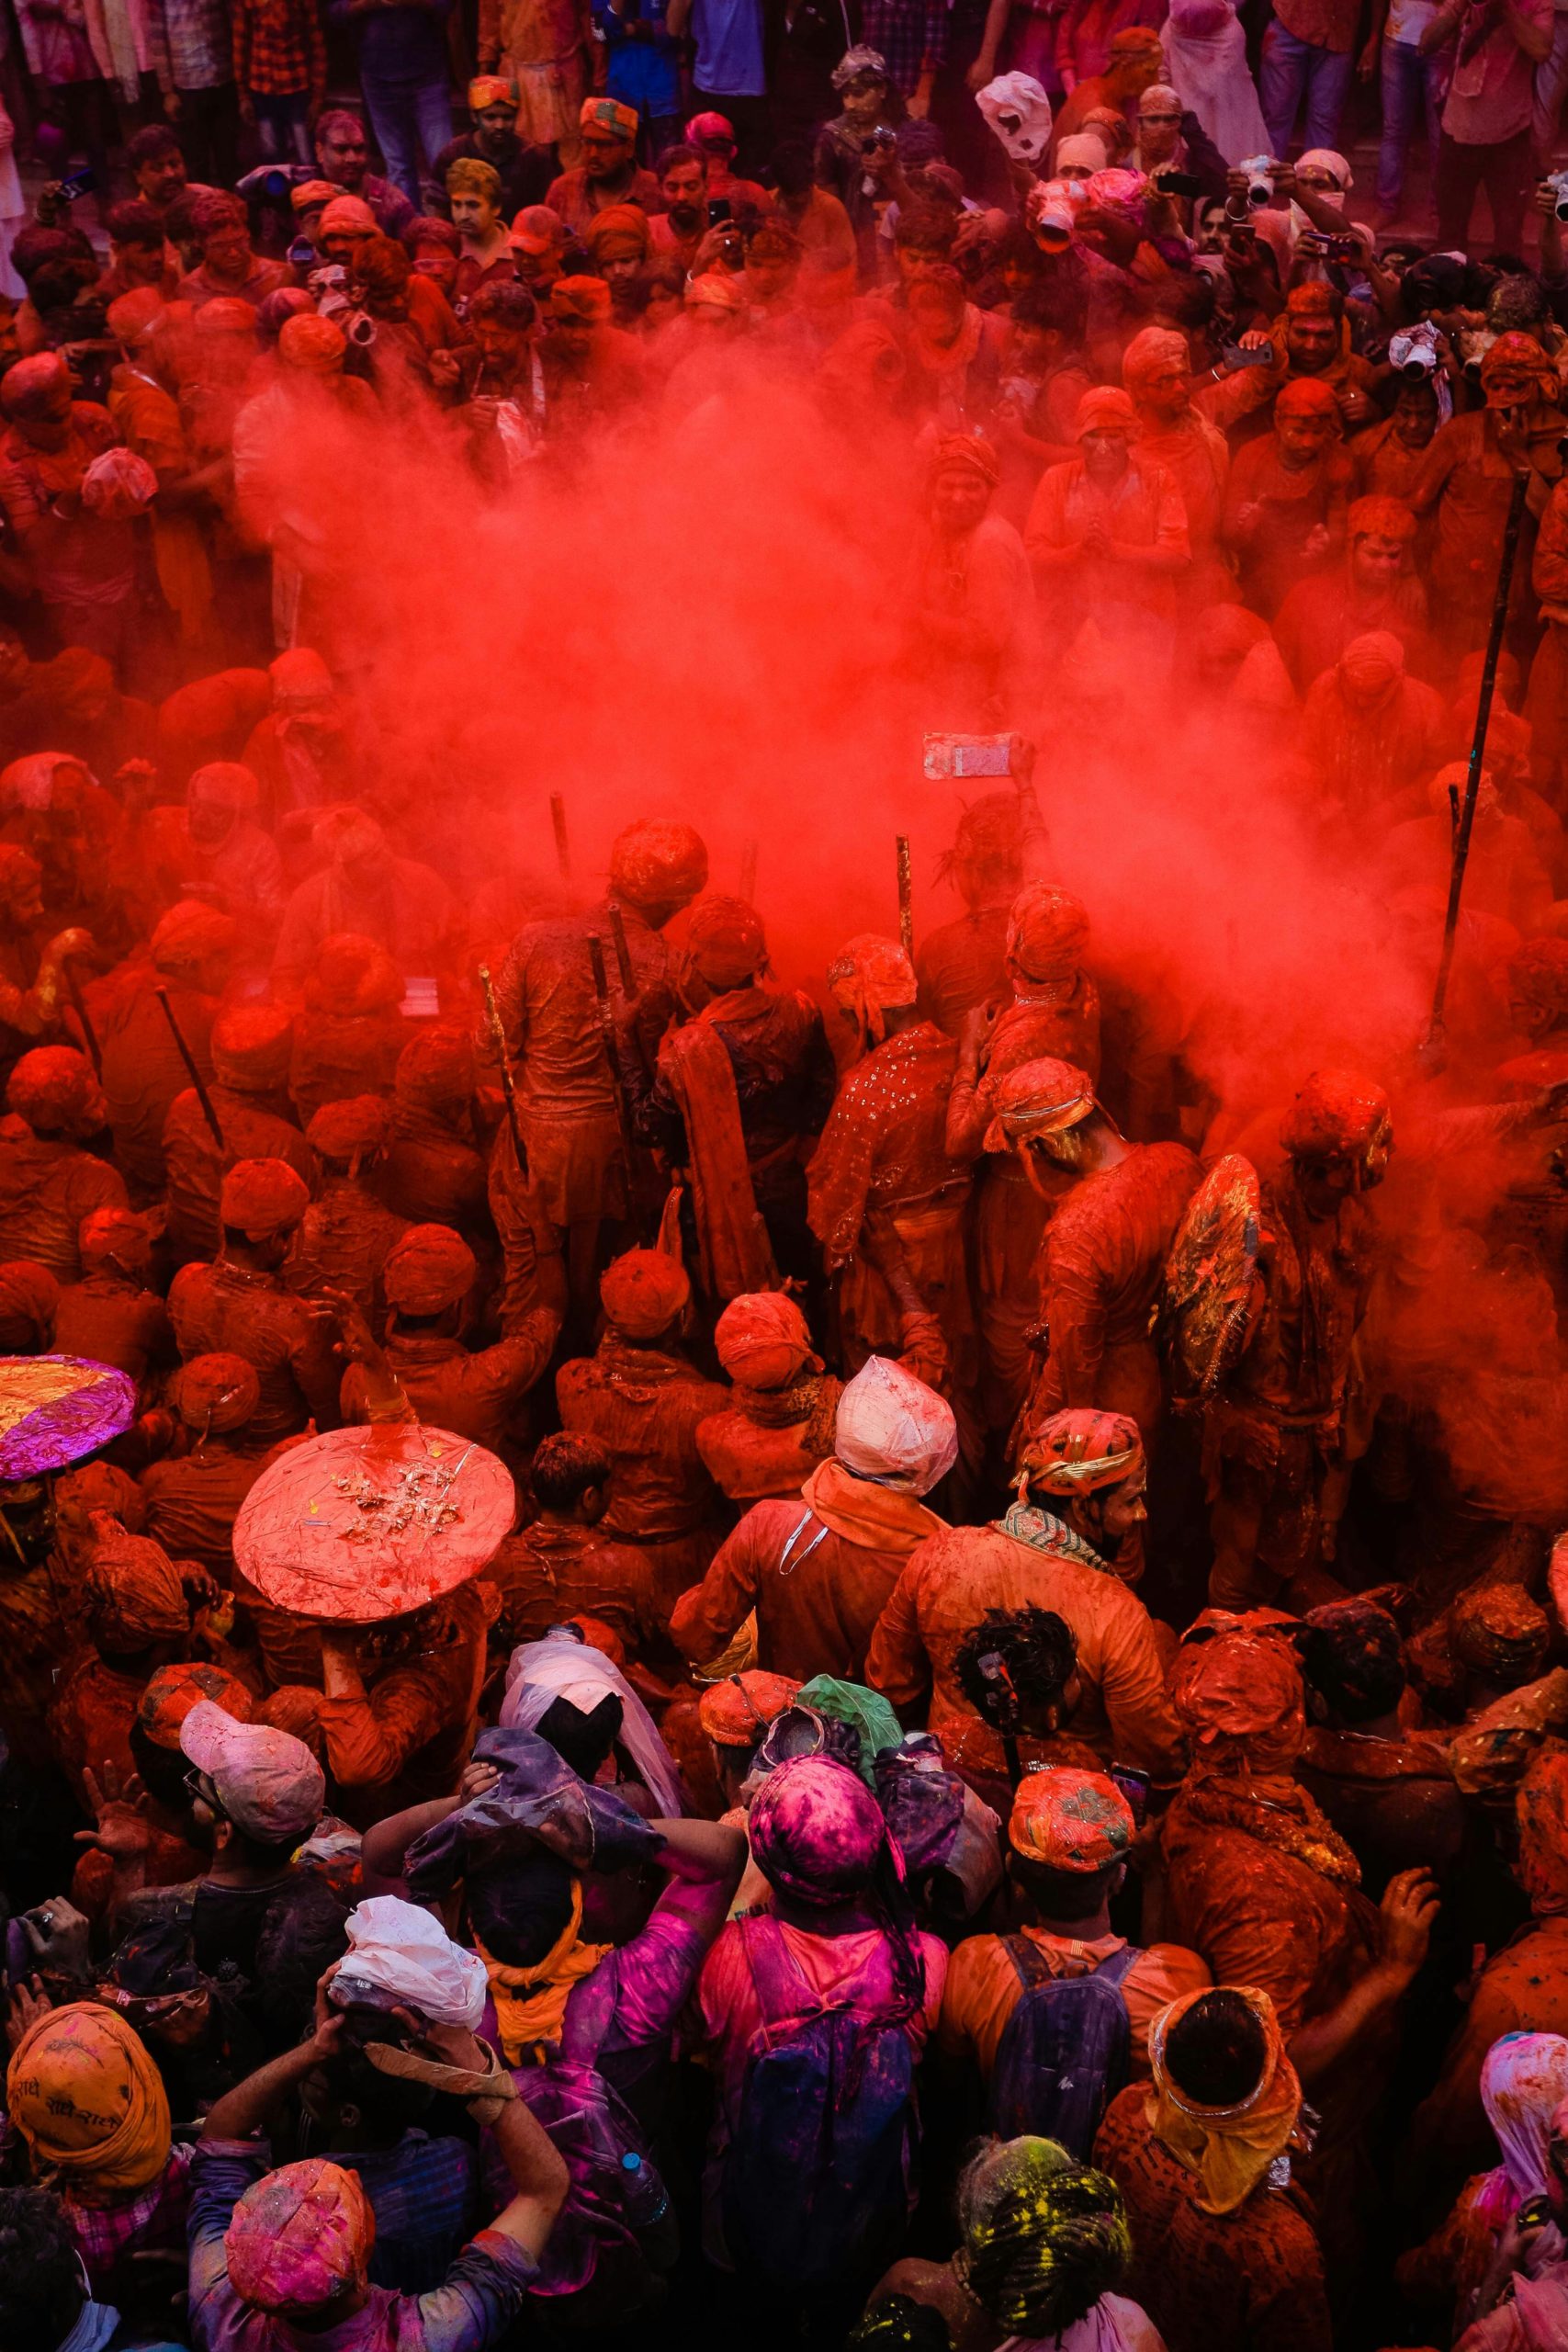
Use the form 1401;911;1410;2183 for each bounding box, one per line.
8;1046;105;1138
290;178;337;213
550;274;612;326
174;1351;261;1435
211;1003;293;1091
685;271;746;314
1147;1985;1301;2212
1518;1747;1568;1917
715;1290;817;1388
826;933;918;1044
1296;146;1351;188
1055;135;1109;174
609;819;708;910
795;1674;905;1784
599;1246;690;1339
1301;1598;1404;1716
81;447;156;521
78;1206;151;1278
151;899;237;979
1274;376;1340;424
1007;883;1090;985
0;753;89;815
333;1894;488;2028
220;1158;310;1240
0;1259;58;1349
1010;1766;1134;1870
197;296;261;340
749;1752;889;1903
1169;1623;1306;1776
271;648;333;709
585;204;651;266
581;96;638;141
686;893;765;988
835;1355;957;1494
975;73;1053;164
383;1223;476;1315
954;2136;1133;2336
278;314;347;376
0;353;71;422
931;430;1000;486
318;195;377;237
469;73;514;107
1021;1408;1143;1496
496;1639;686;1817
224;2158;375;2315
189;760;261;818
1451;1583;1550;1681
1122;324;1189;395
180;1698;325;1840
6;2004;171;2196
1348;493;1416;546
698;1670;804;1747
1337;630;1404;695
1279;1068;1392;1160
395;1025;474;1111
1075;385;1137;436
306;1095;393;1164
983;1057;1095;1153
832;43;889;86
307;933;401;1014
138;1659;254;1750
107;288;166;346
53;1465;145;1571
1481;2034;1568;2204
1481;331;1556;405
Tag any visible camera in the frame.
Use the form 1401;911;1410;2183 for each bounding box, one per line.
861;126;897;154
1389;320;1440;377
1547;169;1568;221
1237;153;1279;207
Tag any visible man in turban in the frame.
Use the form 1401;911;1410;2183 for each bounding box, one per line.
1122;324;1233;615
1028;385;1190;650
869;1404;1182;1785
557;1247;728;1608
1409;334;1563;654
271;810;462;999
914;787;1048;1043
0;1046;128;1280
905;433;1041;728
696;1290;841;1503
1222;377;1350;618
1275;493;1435;694
432;75;556;221
545;96;660;230
633;893;835;1298
242;650;354;832
163;1002;314;1265
132;761;287;942
538;274;648;430
980;1057;1201;1459
485;1429;669;1668
89;899;236;1202
1201;279;1375;438
1297;632;1450;831
809;933;977;1471
0;355;140;671
338;1219;556;1453
169;1158;342;1445
486;818;707;1306
674;1353;955;1683
52;1206;174;1398
140;1352;276;1577
286;1094;408;1320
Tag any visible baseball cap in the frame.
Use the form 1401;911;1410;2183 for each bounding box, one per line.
179;1699;325;1842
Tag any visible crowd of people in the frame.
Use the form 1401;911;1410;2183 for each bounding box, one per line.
3;6;1568;2352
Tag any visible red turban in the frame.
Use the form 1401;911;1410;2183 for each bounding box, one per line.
1337;630;1404;694
383;1223;476;1315
138;1660;253;1750
1348;493;1416;545
306;933;402;1016
610;820;708;912
1122;325;1189;396
600;1247;690;1340
1482;331;1557;406
686;894;766;989
224;2158;376;2315
211;1004;292;1091
714;1291;817;1388
580;96;638;141
749;1754;888;1904
1278;1068;1392;1161
195;296;259;339
54;1464;145;1574
1010;1767;1134;1870
825;933;917;1045
107;288;166;346
220;1159;309;1240
394;1026;474;1111
278;314;348;376
1006;881;1089;985
7;1047;105;1138
0;1260;58;1350
981;1057;1095;1152
550;275;612;325
697;1670;803;1747
0;354;71;422
174;1352;261;1434
584;205;652;266
319;195;377;237
1169;1621;1306;1777
84;1515;189;1651
151;899;238;978
1020;1407;1143;1494
1075;385;1137;436
188;761;261;816
306;1095;393;1161
1275;376;1340;424
931;430;1000;486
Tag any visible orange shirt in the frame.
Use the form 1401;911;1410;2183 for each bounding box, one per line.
938;1925;1211;2081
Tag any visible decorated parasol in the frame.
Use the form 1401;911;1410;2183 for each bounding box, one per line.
0;1354;136;1480
233;1423;516;1623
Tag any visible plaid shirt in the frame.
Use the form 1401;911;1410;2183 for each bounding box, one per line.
334;2132;482;2295
65;2143;194;2305
231;0;326;96
147;0;233;88
861;0;950;92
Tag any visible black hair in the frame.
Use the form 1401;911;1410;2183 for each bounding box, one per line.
467;1848;576;1967
850;2295;954;2351
1011;275;1089;345
530;1430;613;1511
317;2036;437;2132
106;198;166;247
254;1875;350;2044
129;1717;193;1810
129;123;183;166
657;142;703;178
0;2185;81;2342
955;1607;1077;1728
769;139;816;199
1012;1851;1122;1919
1163;1988;1269;2107
471;277;536;332
1302;1600;1404;1724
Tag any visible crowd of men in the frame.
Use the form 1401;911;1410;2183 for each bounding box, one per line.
4;6;1568;2352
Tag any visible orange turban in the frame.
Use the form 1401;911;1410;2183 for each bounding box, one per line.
1168;1622;1305;1777
220;1158;310;1240
1122;324;1189;394
211;1003;292;1091
698;1670;803;1747
600;1248;690;1340
609;819;708;910
1075;385;1137;436
84;1515;189;1650
585;204;652;266
1020;1408;1143;1494
581;96;638;141
1147;1985;1302;2213
714;1291;818;1388
1348;493;1416;545
550;275;612;324
138;1659;254;1750
1010;1766;1134;1869
8;1046;105;1138
825;933;917;1045
173;1351;261;1435
278;314;348;376
981;1058;1095;1153
686;893;765;989
468;74;514;109
7;2003;172;2195
931;429;1000;486
1007;881;1089;985
383;1223;476;1315
225;2158;376;2314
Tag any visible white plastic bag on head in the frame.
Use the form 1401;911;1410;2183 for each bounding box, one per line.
976;74;1053;164
835;1355;958;1495
333;1894;488;2030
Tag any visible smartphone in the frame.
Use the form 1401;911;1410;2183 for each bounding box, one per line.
58;164;96;201
1110;1762;1151;1826
707;197;732;227
1222;341;1276;368
1155;169;1205;198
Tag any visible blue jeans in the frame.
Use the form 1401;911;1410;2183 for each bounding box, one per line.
360;74;454;207
1378;39;1444;209
1258;17;1354;155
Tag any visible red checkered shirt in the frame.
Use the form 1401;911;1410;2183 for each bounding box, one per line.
231;0;326;96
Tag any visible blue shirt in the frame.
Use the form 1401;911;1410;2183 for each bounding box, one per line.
689;0;765;94
593;0;682;112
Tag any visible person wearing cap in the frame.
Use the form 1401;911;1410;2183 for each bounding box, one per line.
240;650;355;832
1027;385;1191;648
52;1207;175;1396
1219;372;1351;619
382;1030;495;1261
169;1158;342;1445
89;899;235;1201
0;1046;129;1281
336;1220;556;1452
684;107;774;211
484;818;707;1289
673;1353;955;1684
558;1248;728;1609
544;97;663;235
938;1765;1211;2101
432;77;556;224
867;1406;1183;1785
132;763;287;942
140;1352;287;1579
695;1290;842;1504
162;1004;314;1265
1094;1986;1332;2352
285;1095;409;1320
0;356;140;674
487;1429;669;1665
